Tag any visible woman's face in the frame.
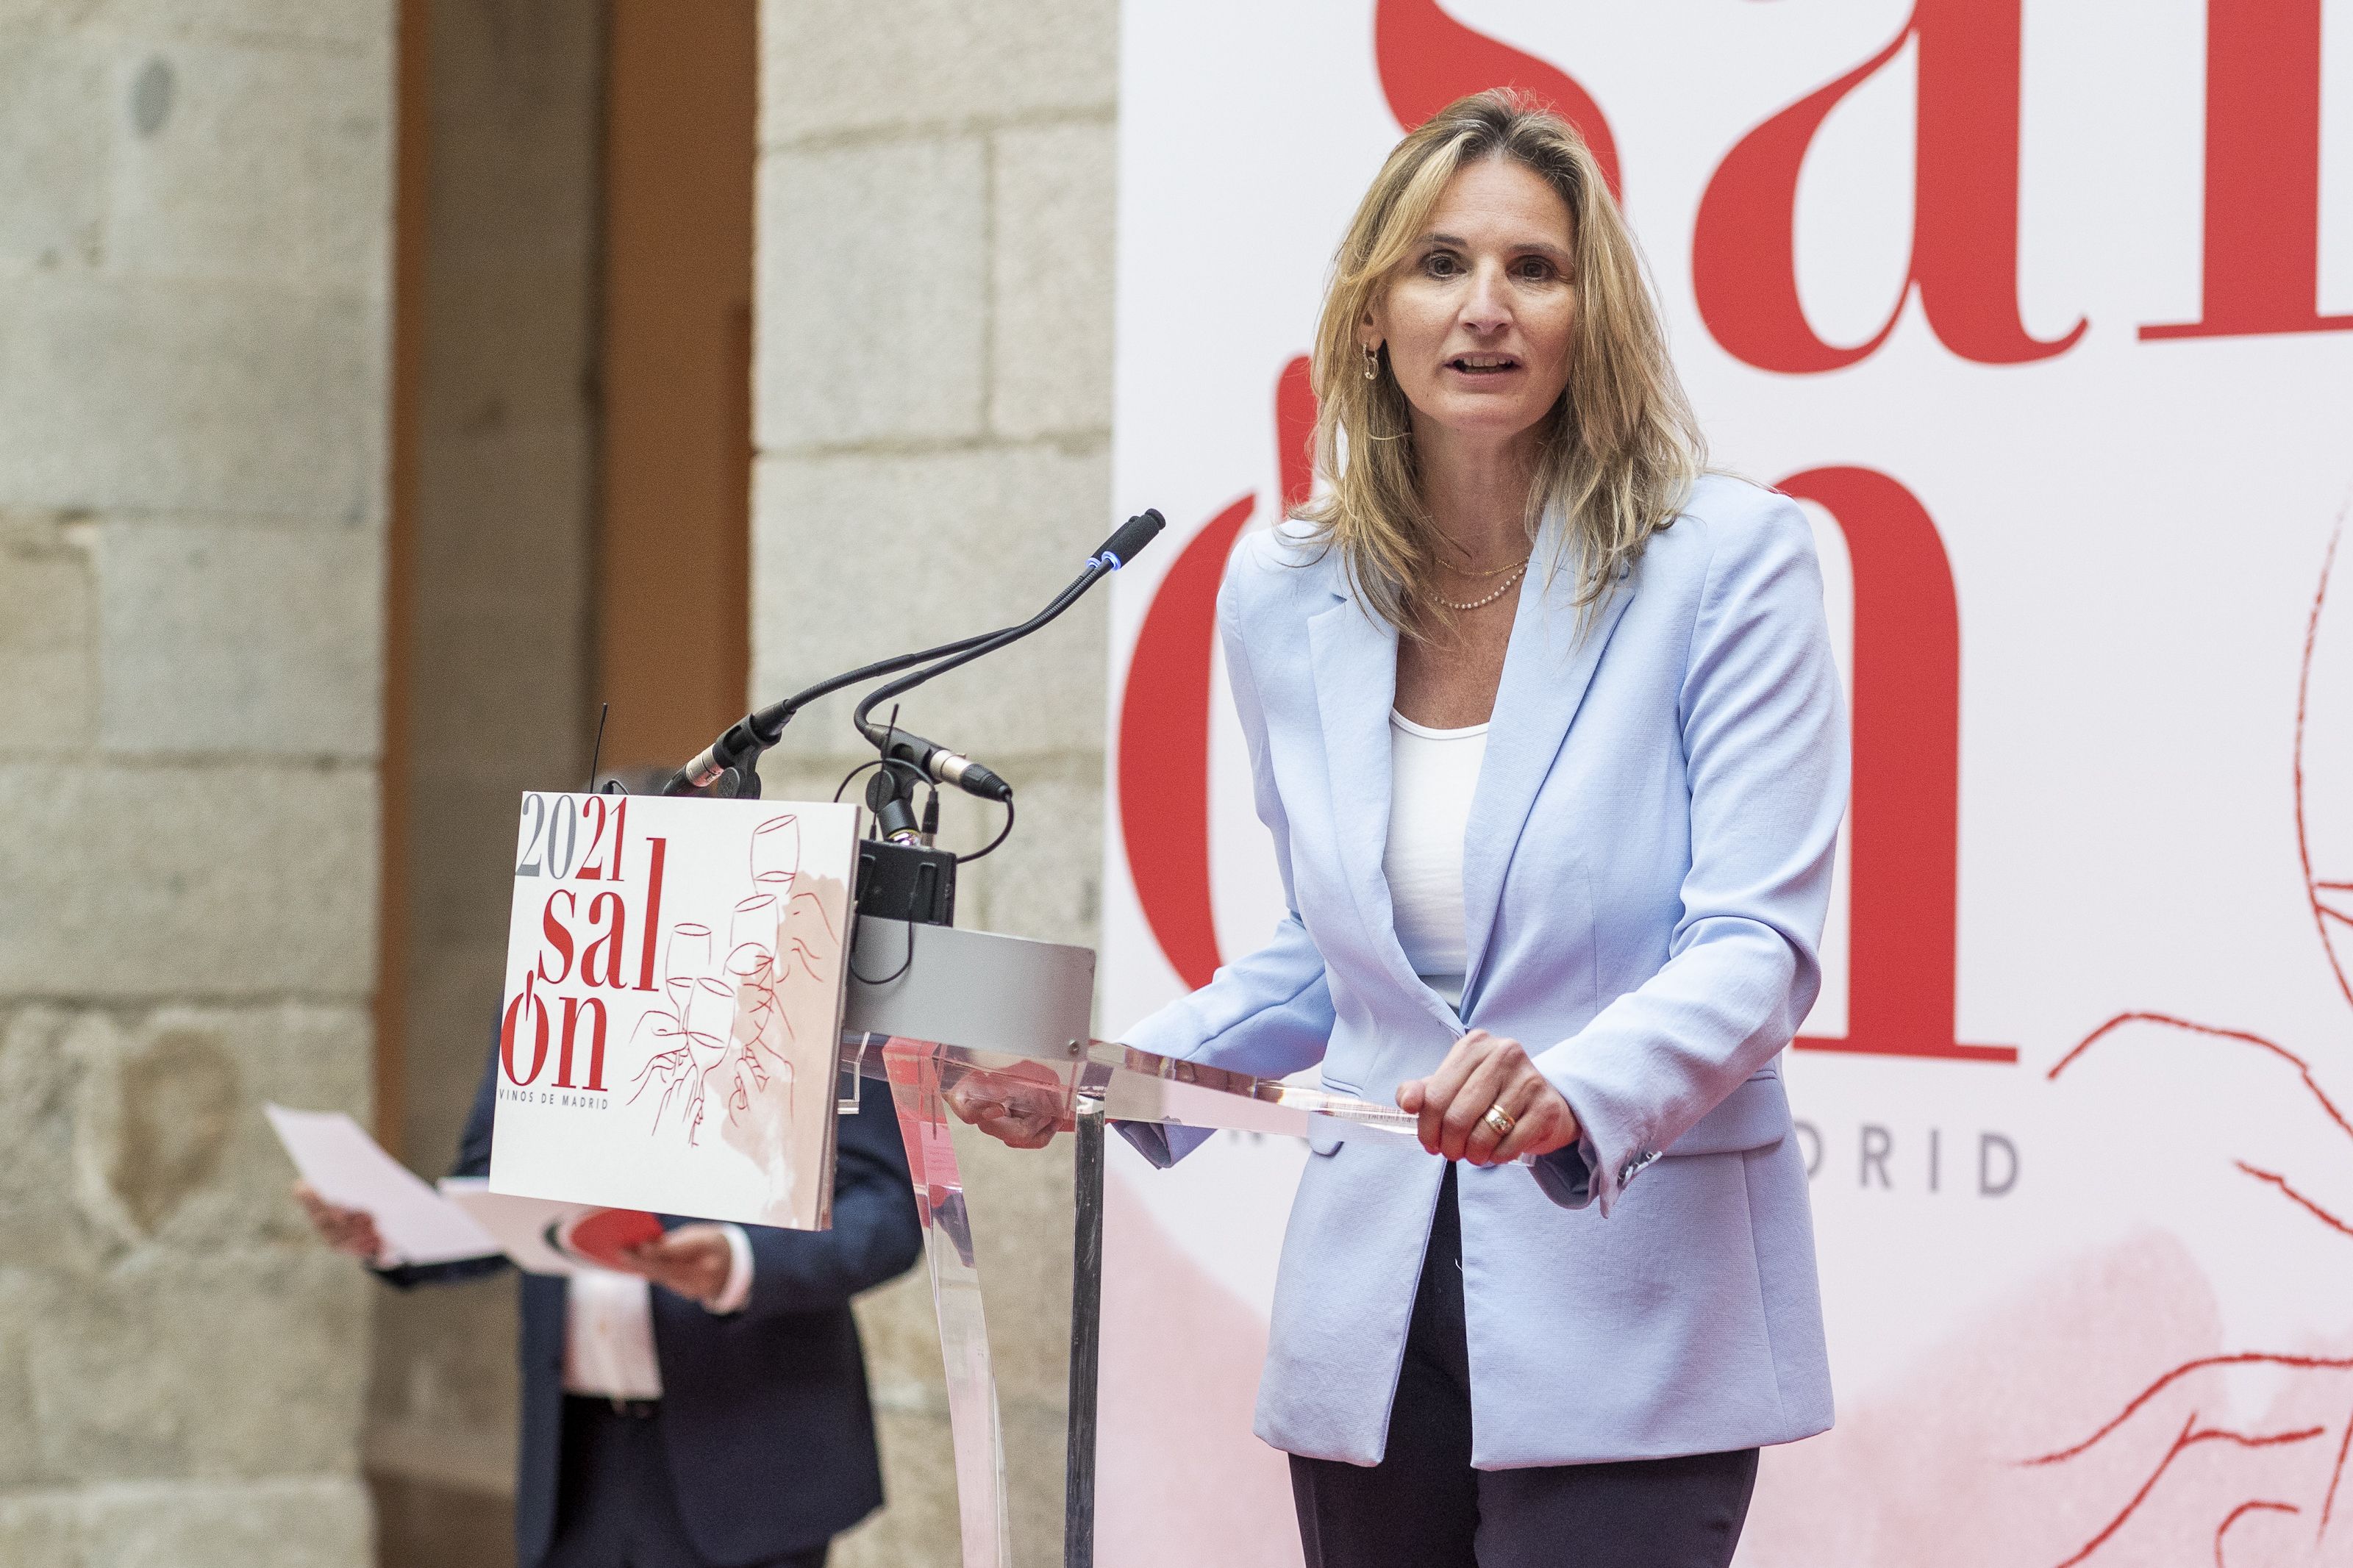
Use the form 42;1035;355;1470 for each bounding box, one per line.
1361;155;1578;453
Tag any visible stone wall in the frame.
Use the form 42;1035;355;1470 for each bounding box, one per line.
0;1;394;1562
752;1;1121;1561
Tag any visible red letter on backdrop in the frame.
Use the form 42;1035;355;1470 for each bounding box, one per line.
1121;494;1255;991
2143;0;2352;340
1694;1;2085;373
1783;467;2013;1063
1122;358;1320;990
1373;0;1620;197
1277;356;1316;513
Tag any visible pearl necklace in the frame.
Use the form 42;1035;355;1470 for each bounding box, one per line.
1435;559;1528;612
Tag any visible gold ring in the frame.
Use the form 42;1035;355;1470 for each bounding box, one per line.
1482;1104;1517;1139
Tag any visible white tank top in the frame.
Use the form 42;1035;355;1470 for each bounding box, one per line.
1382;709;1489;1008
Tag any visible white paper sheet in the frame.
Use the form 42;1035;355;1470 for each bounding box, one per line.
436;1177;618;1277
265;1104;500;1267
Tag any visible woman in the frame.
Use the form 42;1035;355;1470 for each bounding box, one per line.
984;90;1843;1566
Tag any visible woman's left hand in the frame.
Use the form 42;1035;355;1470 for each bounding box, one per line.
1397;1029;1580;1165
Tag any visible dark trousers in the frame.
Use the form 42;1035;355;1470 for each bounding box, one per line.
1289;1166;1760;1568
543;1399;829;1568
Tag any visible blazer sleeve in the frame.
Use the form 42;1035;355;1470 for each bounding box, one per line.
1118;564;1337;1167
1533;498;1847;1216
704;1089;923;1320
374;1029;514;1289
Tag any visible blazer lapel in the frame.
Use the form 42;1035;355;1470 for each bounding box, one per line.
1459;561;1639;1009
1304;588;1428;1000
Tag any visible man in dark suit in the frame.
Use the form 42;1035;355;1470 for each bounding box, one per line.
299;1038;923;1568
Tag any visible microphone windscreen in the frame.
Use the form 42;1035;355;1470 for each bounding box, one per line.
1095;508;1165;569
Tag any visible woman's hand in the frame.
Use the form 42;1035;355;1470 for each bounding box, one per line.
1396;1029;1579;1165
621;1223;735;1309
943;1061;1074;1150
294;1181;388;1264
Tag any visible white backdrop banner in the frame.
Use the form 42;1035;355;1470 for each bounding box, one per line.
1101;1;2353;1563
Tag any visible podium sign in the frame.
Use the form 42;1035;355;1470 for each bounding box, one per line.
488;792;863;1230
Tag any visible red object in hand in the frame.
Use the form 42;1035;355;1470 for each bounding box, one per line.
555;1208;666;1272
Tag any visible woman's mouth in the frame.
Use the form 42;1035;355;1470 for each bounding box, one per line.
1446;354;1521;376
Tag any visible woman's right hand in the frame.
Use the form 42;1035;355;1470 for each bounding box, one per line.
943;1061;1074;1150
294;1181;388;1263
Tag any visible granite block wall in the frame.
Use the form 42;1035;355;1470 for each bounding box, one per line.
753;1;1121;1561
0;1;394;1561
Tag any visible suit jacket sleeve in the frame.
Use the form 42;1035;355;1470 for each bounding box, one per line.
1534;498;1847;1216
713;1089;923;1321
1118;562;1338;1166
374;1029;514;1289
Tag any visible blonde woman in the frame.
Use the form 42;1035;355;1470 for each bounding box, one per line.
976;90;1844;1566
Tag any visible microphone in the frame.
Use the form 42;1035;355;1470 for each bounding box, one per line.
660;626;1005;795
660;509;1166;798
873;725;1012;802
1088;507;1165;572
851;510;1166;774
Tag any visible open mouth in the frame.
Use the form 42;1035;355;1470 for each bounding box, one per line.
1446;354;1521;376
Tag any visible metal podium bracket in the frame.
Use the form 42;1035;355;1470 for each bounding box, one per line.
1064;1092;1106;1568
844;917;1096;1060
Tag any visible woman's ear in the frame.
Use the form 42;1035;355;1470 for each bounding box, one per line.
1357;302;1382;353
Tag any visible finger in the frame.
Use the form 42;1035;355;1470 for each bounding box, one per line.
1396;1080;1425;1115
1465;1064;1549;1166
1490;1081;1575;1163
1416;1032;1490;1153
980;1114;1057;1150
1440;1042;1524;1161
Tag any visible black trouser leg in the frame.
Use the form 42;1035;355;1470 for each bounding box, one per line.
1290;1164;1480;1568
1288;1164;1760;1568
542;1398;829;1568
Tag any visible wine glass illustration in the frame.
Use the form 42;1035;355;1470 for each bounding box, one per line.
664;923;713;1017
626;1007;693;1130
728;894;779;984
751;814;801;901
680;975;736;1144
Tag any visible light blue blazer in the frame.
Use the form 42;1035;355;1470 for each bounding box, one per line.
1122;474;1844;1468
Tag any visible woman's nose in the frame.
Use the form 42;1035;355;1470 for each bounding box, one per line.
1460;263;1512;332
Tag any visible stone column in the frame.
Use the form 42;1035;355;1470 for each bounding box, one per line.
752;1;1120;1561
0;1;393;1563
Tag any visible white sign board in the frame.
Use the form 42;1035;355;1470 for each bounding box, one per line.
488;792;861;1231
1102;1;2353;1563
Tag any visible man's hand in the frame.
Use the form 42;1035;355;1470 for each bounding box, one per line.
1396;1029;1581;1165
621;1224;734;1309
294;1181;388;1264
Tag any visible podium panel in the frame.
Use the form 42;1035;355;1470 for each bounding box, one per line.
839;919;1430;1568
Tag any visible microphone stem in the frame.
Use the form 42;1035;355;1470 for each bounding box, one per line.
851;561;1108;748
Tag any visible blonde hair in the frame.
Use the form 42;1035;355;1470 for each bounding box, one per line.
1299;90;1704;634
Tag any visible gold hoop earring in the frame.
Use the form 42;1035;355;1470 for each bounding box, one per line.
1362;345;1379;382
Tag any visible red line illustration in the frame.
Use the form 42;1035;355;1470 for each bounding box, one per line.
2027;513;2353;1564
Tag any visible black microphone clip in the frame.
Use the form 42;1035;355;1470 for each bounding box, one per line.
876;726;1012;803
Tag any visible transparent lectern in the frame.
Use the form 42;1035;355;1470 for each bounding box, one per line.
837;917;1424;1568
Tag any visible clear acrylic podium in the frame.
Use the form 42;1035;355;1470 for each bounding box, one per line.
838;917;1423;1568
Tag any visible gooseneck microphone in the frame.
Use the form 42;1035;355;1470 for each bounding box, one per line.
659;509;1166;801
850;509;1166;781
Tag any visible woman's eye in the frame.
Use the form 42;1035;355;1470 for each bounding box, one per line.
1423;252;1462;277
1514;258;1555;282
